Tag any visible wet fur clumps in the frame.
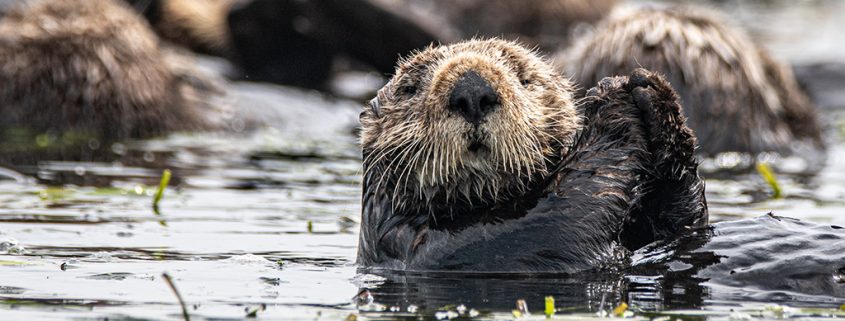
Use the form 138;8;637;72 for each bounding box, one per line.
564;7;824;161
358;39;707;272
0;0;215;142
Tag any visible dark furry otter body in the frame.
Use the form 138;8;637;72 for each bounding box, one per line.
0;0;215;142
358;40;707;272
564;7;824;166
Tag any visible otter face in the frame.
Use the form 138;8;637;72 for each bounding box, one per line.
361;39;579;209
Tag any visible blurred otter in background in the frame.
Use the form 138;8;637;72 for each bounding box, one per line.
127;0;443;90
125;0;617;91
128;0;240;56
564;7;825;171
403;0;617;51
0;0;225;146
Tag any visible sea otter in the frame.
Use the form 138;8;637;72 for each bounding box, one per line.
563;7;825;170
125;0;441;90
407;0;617;52
126;0;239;56
358;39;708;272
0;0;220;143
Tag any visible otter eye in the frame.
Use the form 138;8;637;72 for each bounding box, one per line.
398;85;418;96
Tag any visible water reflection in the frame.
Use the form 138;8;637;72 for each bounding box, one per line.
357;215;845;318
360;270;623;314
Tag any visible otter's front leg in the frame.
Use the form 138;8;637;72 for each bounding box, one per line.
619;69;709;250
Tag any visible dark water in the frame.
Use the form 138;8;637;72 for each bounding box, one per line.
2;1;845;320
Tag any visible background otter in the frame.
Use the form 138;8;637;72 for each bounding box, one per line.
130;0;239;56
124;0;617;92
358;39;707;272
0;0;218;144
125;0;443;90
563;7;825;169
404;0;617;51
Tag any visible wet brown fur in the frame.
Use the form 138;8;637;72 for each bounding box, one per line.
0;0;214;141
564;7;824;160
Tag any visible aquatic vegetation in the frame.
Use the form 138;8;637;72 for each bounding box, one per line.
612;302;628;317
162;272;191;321
545;296;555;317
152;169;172;216
0;260;30;266
756;162;783;199
0;127;97;153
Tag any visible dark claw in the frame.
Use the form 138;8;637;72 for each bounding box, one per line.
626;68;654;91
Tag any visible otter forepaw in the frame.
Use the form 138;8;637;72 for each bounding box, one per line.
625;68;698;175
618;69;708;250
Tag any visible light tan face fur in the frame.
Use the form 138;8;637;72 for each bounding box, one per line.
360;39;578;207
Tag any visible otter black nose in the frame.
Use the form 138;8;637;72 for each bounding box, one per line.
448;70;499;125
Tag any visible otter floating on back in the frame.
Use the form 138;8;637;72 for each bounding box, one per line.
357;39;707;272
0;0;221;143
563;7;825;171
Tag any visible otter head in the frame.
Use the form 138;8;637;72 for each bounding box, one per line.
360;39;579;214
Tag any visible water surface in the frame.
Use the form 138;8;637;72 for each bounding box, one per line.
2;1;845;320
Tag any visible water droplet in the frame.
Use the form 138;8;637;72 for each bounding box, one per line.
111;143;126;155
351;289;373;306
456;304;467;315
834;267;845;284
88;138;101;150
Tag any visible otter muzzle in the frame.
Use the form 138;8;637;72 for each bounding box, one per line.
448;70;499;125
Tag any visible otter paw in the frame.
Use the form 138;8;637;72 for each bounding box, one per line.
625;68;698;174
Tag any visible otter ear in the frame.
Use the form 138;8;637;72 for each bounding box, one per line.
368;83;392;118
368;96;382;118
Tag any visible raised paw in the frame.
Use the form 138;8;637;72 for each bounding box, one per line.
616;69;708;250
577;69;708;250
625;68;698;175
